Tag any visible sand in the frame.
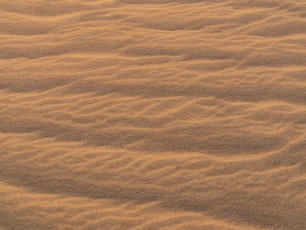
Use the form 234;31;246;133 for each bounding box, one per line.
1;0;306;229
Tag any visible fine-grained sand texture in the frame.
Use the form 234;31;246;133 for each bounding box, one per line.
1;0;306;229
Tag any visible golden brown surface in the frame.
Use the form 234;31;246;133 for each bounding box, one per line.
1;0;306;229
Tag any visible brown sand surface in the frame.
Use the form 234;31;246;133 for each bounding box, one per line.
1;0;306;229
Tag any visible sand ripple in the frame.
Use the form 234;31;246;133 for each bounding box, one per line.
1;0;306;229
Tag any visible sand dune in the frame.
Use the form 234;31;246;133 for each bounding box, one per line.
1;0;306;229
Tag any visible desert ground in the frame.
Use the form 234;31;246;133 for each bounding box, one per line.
1;0;306;229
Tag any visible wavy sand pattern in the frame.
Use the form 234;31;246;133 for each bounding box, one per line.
1;0;306;229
